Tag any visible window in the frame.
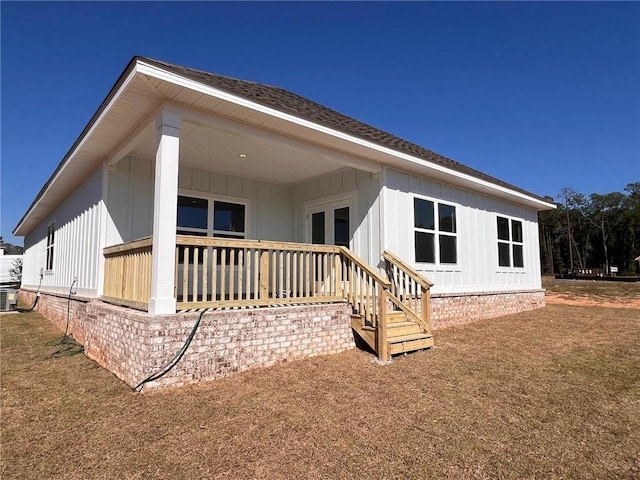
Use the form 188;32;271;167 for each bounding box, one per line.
46;222;55;271
176;195;246;238
497;216;524;268
414;198;457;264
213;201;245;239
177;195;247;262
177;196;208;236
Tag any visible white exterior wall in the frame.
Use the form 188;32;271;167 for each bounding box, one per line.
22;166;105;297
384;168;542;294
105;156;295;245
105;156;155;246
179;164;295;241
293;168;382;267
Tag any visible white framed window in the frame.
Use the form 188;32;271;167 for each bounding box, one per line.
213;201;246;239
177;194;247;238
45;222;56;271
413;197;457;265
497;216;524;268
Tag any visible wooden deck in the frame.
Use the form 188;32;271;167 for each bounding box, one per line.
103;236;434;360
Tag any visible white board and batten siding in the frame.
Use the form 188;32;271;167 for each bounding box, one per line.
22;167;106;296
292;168;382;268
178;163;294;241
383;168;542;294
105;156;295;245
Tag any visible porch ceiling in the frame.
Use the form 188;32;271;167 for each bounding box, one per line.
129;120;347;185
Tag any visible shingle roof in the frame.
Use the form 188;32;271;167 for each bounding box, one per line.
142;56;549;204
15;55;552;236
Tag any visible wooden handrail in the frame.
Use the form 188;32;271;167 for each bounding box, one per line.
102;237;153;310
339;246;390;288
104;236;153;256
383;249;433;334
176;235;341;253
386;291;428;331
382;250;433;288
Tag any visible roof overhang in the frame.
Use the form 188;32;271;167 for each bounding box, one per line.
14;57;555;237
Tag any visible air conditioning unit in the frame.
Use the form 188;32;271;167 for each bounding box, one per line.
0;288;18;312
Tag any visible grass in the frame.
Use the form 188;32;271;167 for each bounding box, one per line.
2;296;640;479
542;275;640;302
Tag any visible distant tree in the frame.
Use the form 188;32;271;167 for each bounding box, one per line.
584;192;626;274
538;197;563;275
557;188;577;272
8;258;22;284
622;182;640;274
540;184;640;276
557;187;590;271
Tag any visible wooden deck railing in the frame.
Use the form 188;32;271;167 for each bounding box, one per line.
103;237;152;310
383;250;434;333
175;235;347;309
175;234;394;358
102;236;431;360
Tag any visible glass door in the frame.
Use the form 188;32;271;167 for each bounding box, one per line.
307;200;353;248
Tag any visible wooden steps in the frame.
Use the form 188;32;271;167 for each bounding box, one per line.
388;332;434;355
351;310;433;358
387;321;422;337
386;311;407;323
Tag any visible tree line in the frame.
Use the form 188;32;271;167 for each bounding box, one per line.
538;182;640;276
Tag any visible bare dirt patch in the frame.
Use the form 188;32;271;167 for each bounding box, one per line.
543;277;640;309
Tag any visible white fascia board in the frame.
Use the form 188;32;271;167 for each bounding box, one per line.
138;60;555;211
14;66;141;236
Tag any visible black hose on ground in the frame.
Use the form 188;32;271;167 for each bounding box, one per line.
134;309;206;392
48;279;83;358
61;278;77;340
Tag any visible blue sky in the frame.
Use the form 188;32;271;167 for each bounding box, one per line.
1;1;639;246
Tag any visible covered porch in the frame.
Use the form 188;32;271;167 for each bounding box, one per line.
101;93;434;359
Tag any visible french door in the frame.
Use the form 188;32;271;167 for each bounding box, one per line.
307;198;353;248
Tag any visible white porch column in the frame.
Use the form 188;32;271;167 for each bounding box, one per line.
149;109;182;314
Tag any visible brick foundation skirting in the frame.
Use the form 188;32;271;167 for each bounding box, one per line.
431;289;546;329
20;287;545;389
18;290;354;390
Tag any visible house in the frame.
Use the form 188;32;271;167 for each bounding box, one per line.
14;57;555;388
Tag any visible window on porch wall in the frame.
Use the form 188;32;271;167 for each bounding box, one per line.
176;194;246;240
176;195;247;302
176;195;246;263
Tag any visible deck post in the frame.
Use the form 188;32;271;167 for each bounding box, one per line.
259;250;269;299
335;255;342;298
377;284;389;361
421;287;432;333
149;108;182;314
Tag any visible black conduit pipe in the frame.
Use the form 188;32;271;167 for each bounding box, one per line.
17;273;43;312
134;309;206;392
50;279;83;357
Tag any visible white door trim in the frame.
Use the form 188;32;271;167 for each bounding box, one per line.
303;191;357;249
